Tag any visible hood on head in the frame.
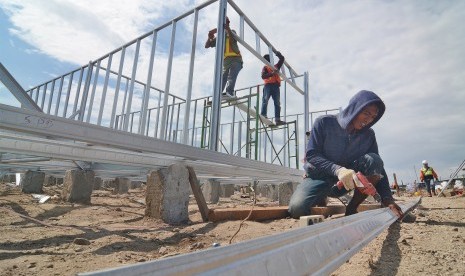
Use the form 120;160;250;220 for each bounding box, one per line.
337;90;385;131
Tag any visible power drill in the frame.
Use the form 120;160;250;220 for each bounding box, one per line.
337;172;382;203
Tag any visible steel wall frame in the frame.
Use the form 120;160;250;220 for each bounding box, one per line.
18;0;308;168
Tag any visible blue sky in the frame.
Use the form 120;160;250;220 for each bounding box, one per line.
1;0;464;184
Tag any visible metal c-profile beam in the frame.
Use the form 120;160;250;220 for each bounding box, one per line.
79;198;420;276
0;63;42;112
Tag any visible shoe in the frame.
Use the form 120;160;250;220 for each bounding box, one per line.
223;91;235;97
275;120;286;125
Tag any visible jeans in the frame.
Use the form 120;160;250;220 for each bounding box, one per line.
222;61;242;95
260;83;281;119
424;178;435;193
288;153;388;219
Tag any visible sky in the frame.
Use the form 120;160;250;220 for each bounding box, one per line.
1;0;464;185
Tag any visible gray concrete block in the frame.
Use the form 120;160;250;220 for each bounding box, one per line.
93;177;103;190
256;183;278;201
114;177;130;194
43;175;57;187
62;170;94;204
103;179;116;189
202;179;220;203
145;164;190;224
130;181;143;189
21;171;45;194
220;183;235;198
278;181;294;206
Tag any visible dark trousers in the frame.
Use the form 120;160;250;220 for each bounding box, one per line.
288;153;388;219
260;83;281;120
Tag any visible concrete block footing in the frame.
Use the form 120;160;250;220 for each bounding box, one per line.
21;170;45;194
299;215;325;227
145;164;190;224
62;170;94;204
202;179;220;204
114;178;130;194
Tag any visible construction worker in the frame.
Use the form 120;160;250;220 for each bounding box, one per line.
260;51;285;125
419;160;439;196
205;16;243;97
288;90;403;219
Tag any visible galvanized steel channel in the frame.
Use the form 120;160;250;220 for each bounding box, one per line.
79;198;420;276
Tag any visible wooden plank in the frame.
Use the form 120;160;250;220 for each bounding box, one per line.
187;166;209;222
208;206;288;222
208;204;382;222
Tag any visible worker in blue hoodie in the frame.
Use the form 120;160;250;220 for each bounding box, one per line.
288;90;403;219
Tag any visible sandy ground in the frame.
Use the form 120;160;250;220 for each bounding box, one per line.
0;183;464;276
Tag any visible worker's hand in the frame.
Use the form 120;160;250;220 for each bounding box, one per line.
336;168;360;190
382;198;404;220
208;28;217;36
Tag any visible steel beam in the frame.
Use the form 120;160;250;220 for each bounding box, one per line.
0;63;42;112
79;198;420;276
0;104;302;180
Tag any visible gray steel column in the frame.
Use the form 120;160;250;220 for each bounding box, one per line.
182;9;199;145
40;83;47;109
86;59;101;122
209;0;227;151
304;71;309;136
123;39;141;131
47;79;56;115
190;100;198;146
139;31;157;135
54;76;64;116
63;72;74;117
97;54;113;126
159;21;177;140
110;48;126;129
72;68;84;116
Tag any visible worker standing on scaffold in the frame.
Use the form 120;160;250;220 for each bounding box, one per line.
205;16;243;98
260;51;285;125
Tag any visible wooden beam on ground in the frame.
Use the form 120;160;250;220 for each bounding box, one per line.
187;166;209;222
208;204;382;222
208;206;288;222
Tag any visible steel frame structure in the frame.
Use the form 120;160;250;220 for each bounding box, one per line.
19;0;309;166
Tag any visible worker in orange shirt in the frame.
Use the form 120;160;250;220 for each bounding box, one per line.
260;51;285;125
420;160;439;196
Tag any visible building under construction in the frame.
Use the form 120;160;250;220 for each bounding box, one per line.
4;0;463;275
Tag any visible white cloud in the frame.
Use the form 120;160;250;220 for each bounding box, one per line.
1;0;464;183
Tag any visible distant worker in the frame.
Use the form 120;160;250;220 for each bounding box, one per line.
205;16;243;97
260;51;285;125
288;90;403;219
420;160;439;197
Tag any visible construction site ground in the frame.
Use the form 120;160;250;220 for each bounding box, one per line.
0;183;464;276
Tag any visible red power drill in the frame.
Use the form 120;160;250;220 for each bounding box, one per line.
337;172;382;203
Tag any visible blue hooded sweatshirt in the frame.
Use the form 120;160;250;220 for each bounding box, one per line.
305;90;386;177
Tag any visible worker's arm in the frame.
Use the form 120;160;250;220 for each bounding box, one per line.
305;117;341;176
275;51;285;70
205;28;217;48
261;66;274;79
